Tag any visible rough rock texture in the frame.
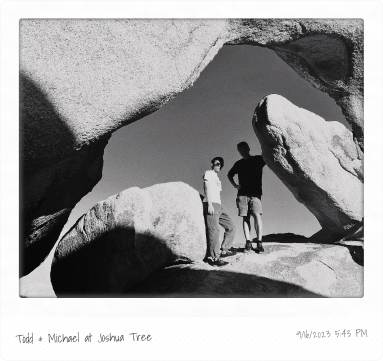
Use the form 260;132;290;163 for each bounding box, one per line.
253;94;363;237
20;19;363;275
20;137;110;277
20;19;363;161
20;19;228;167
339;219;364;243
226;19;364;151
21;235;363;298
20;19;227;275
50;182;206;296
130;240;363;298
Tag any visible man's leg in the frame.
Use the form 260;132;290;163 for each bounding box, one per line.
254;212;264;253
253;217;258;240
243;215;251;241
219;206;236;253
243;215;254;252
203;203;222;261
237;196;252;252
250;196;264;253
254;213;263;240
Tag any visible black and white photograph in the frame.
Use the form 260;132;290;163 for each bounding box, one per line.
19;18;364;298
1;1;382;360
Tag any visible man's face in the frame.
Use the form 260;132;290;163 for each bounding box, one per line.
212;160;222;173
237;145;249;158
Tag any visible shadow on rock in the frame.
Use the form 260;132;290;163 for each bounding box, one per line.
51;180;207;298
340;245;364;266
127;265;325;298
20;73;110;277
51;226;189;297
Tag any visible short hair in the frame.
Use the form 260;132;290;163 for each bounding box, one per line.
211;157;224;169
237;141;250;150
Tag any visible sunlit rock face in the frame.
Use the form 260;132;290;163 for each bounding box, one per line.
20;19;228;167
131;241;363;298
20;19;363;275
20;19;227;275
226;19;364;151
20;19;363;161
253;94;363;237
50;182;206;296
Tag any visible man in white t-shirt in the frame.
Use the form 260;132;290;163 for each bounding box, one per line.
203;157;237;267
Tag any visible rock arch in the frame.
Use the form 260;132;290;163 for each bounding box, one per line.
20;19;363;276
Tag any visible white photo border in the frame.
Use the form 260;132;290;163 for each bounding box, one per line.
1;1;382;360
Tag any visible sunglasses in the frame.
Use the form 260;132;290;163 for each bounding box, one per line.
213;162;221;166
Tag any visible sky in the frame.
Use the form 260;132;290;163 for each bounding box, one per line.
61;44;350;240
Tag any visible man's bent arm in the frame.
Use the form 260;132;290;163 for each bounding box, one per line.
227;172;240;189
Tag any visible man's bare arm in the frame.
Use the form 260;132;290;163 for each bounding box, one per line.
204;180;215;215
227;172;241;190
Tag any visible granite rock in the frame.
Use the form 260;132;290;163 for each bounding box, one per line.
20;19;363;275
253;94;363;237
50;182;206;295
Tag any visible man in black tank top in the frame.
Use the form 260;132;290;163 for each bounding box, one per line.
227;142;266;254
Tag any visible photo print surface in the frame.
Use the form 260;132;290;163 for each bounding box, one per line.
20;18;364;298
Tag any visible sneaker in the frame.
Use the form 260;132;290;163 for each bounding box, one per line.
209;258;229;267
255;242;264;254
220;250;237;258
244;241;253;253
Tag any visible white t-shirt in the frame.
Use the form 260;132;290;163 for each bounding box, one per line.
203;170;222;204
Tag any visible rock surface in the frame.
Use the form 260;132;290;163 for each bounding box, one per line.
253;94;363;237
129;240;363;298
20;19;363;162
50;182;206;295
226;19;364;151
21;234;363;298
20;19;227;274
20;137;110;277
20;19;363;275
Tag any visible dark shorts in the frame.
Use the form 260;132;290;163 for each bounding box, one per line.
236;195;262;217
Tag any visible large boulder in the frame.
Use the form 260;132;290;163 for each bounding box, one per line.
20;19;363;274
50;182;206;296
20;19;227;275
253;94;363;237
21;19;363;161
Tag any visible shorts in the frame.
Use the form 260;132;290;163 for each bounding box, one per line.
236;195;262;217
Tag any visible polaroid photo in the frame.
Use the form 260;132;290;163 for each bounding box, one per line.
1;1;382;360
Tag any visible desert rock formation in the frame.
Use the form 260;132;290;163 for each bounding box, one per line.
227;19;363;151
20;19;363;275
253;94;363;237
50;182;206;295
21;136;109;276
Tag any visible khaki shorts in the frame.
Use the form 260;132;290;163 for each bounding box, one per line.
236;195;262;216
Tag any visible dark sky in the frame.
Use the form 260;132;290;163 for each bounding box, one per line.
63;44;349;239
